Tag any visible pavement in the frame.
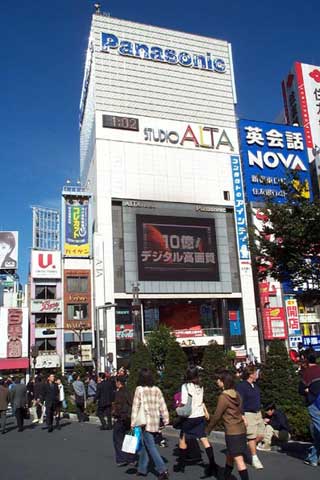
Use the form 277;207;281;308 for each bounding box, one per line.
0;417;319;480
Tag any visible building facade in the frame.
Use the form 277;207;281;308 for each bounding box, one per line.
80;14;260;366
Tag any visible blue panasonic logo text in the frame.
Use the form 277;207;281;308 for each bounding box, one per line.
101;32;226;74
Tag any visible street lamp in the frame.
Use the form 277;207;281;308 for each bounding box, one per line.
30;345;39;377
95;302;117;372
132;282;142;349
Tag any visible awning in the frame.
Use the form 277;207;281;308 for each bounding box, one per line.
0;358;29;370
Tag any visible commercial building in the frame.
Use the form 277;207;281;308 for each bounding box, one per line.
80;13;260;366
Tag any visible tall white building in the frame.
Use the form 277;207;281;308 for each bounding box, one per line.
80;12;260;367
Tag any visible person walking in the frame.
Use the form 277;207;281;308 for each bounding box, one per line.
72;375;86;422
175;367;217;477
10;377;27;432
34;376;45;424
0;379;10;434
95;372;114;430
236;366;264;469
206;371;250;480
112;376;135;465
55;378;65;430
87;375;97;405
299;353;320;466
131;368;170;479
43;374;59;432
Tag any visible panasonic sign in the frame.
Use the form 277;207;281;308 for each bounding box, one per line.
101;32;227;74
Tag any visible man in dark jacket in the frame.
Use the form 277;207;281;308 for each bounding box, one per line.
42;374;59;432
10;377;27;432
112;376;135;465
95;373;114;430
257;402;290;451
0;379;10;434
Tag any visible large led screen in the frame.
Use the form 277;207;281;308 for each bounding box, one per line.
136;215;219;281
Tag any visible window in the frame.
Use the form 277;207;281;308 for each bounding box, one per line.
35;314;56;327
35;338;56;351
67;304;88;321
66;276;88;293
35;285;56;299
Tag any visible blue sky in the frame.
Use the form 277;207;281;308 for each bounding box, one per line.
1;0;320;284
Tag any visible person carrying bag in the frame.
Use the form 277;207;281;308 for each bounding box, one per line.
131;368;169;479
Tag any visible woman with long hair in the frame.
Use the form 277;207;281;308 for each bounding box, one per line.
206;370;250;480
175;367;217;477
131;368;169;479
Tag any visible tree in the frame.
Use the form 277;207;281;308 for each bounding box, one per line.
127;342;157;393
252;173;320;302
146;325;177;370
259;340;310;440
201;341;230;412
161;341;188;415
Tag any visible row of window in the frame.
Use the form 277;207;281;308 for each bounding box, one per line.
34;305;88;327
34;277;89;299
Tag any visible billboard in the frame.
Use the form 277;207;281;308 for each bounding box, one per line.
262;307;287;340
0;231;18;270
136;215;219;281
285;298;301;336
239;120;311;203
282;62;320;157
230;155;250;260
64;198;90;257
0;307;29;360
31;250;61;278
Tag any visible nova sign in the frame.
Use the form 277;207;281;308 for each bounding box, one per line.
101;33;226;74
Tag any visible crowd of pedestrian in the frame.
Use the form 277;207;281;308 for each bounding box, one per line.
0;352;320;479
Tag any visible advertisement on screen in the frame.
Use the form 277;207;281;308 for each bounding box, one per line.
0;231;18;270
136;215;219;281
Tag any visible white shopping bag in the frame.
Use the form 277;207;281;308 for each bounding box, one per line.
122;433;138;454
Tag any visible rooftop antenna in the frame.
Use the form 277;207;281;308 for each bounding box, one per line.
94;3;101;14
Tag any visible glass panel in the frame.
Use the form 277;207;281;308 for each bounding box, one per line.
47;339;56;351
47;286;56;299
35;286;46;299
79;277;88;292
35;339;46;351
67;304;88;320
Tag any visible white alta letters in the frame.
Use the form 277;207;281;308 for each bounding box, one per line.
248;151;307;171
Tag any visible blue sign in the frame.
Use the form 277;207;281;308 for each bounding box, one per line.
101;32;226;74
231;155;250;260
303;335;320;351
238;120;311;203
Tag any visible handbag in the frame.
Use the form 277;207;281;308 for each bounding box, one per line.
134;387;147;427
122;431;139;454
176;385;192;417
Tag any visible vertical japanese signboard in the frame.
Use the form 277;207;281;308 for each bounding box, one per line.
285;298;301;336
230;155;250;261
259;282;288;340
238;120;311;203
64;198;90;257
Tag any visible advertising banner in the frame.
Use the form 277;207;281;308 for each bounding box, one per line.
136;215;219;281
285;298;301;336
116;324;134;340
282;63;320;154
229;310;242;336
31;250;61;278
64;199;90;257
230;155;250;260
303;335;320;351
238;120;311;203
31;299;62;314
0;307;28;360
0;231;18;270
262;307;287;340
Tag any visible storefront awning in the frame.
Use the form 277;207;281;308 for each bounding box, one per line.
0;358;29;370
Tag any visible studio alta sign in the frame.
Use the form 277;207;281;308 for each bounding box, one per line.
144;123;235;153
101;32;226;74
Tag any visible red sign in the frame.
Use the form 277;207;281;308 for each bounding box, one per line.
262;307;287;340
174;328;204;338
116;324;134;339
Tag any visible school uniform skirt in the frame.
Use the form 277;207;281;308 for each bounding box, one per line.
225;433;247;457
180;416;206;439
